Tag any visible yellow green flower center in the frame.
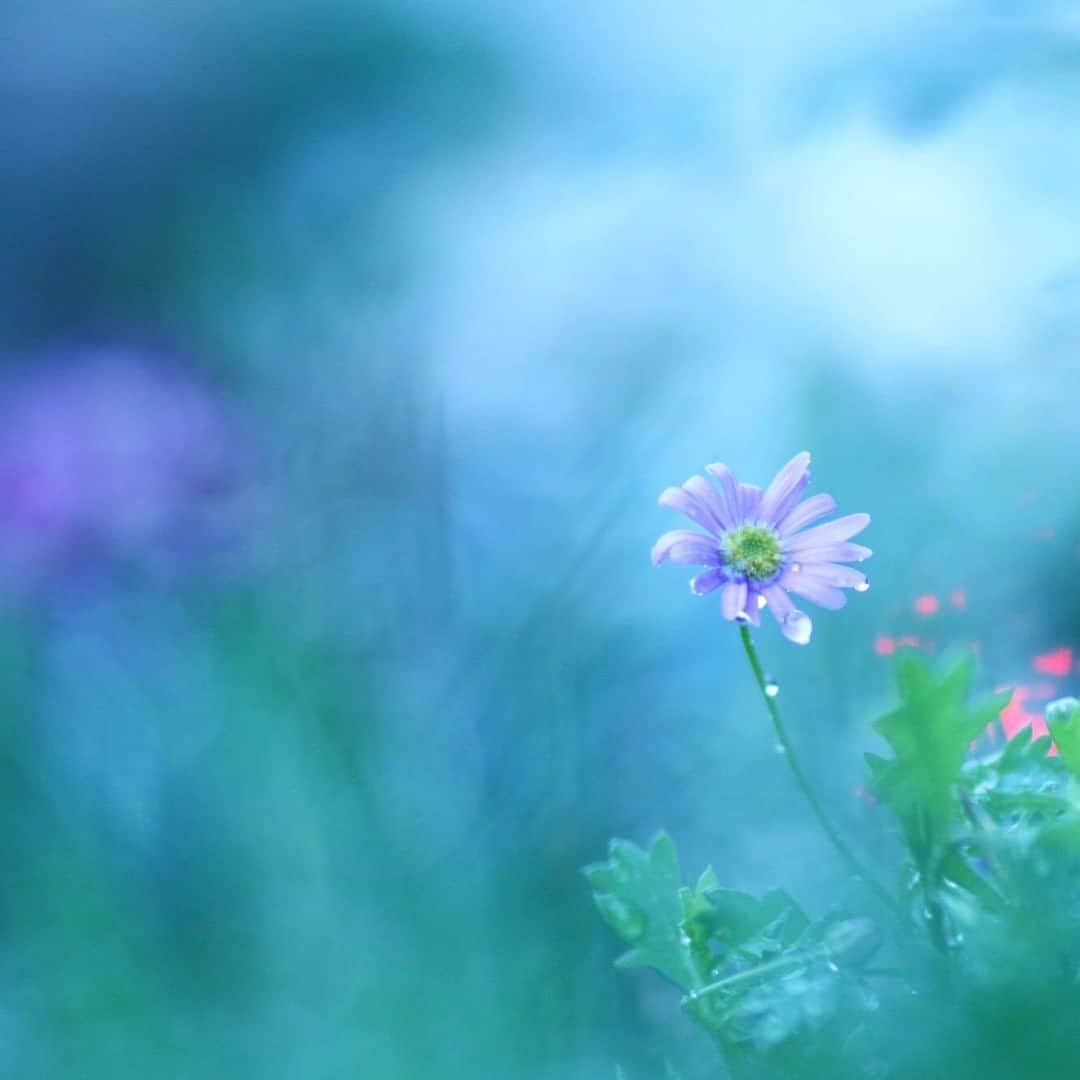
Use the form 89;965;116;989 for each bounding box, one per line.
722;525;782;581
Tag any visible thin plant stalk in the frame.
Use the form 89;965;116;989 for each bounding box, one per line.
738;625;901;919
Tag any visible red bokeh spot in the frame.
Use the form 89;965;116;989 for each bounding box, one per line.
875;634;922;656
1033;646;1073;678
874;635;896;656
914;594;939;616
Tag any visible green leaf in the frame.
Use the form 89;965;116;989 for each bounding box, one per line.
698;888;809;958
868;653;1009;860
962;722;1071;824
678;866;721;976
688;908;881;1056
1047;698;1080;778
584;833;699;990
588;839;880;1063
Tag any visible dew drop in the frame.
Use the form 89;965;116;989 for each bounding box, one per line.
826;959;840;973
783;611;812;645
774;743;787;755
757;594;767;609
734;611;751;625
764;678;780;698
854;579;870;593
790;562;802;572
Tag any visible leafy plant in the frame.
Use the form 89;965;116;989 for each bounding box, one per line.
590;652;1080;1077
587;835;883;1073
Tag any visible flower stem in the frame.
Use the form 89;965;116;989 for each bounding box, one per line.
737;625;900;918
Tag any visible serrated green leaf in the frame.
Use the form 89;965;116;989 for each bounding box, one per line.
869;652;1009;859
590;841;878;1061
678;866;721;976
707;889;809;952
585;833;699;990
693;908;881;1057
1047;698;1080;778
962;720;1070;825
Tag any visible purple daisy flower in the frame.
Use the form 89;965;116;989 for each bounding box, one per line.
651;452;871;645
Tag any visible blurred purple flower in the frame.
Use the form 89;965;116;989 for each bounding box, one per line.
0;346;243;588
651;452;871;645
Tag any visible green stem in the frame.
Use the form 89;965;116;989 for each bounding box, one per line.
690;952;812;1001
738;625;901;918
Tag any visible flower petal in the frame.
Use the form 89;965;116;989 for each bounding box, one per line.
690;567;726;595
704;462;741;525
793;563;867;589
738;483;763;522
762;583;794;621
758;451;811;526
762;586;814;643
683;475;733;531
790;542;872;565
651;529;722;566
721;580;748;621
783;575;848;610
785;513;871;553
776;493;837;537
743;588;762;625
658;486;721;535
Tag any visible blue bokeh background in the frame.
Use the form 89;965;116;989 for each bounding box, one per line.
1;4;1078;1076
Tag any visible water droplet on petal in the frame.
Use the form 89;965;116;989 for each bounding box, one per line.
764;678;780;698
790;562;801;572
783;611;813;645
757;594;767;609
734;611;751;625
855;578;870;593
